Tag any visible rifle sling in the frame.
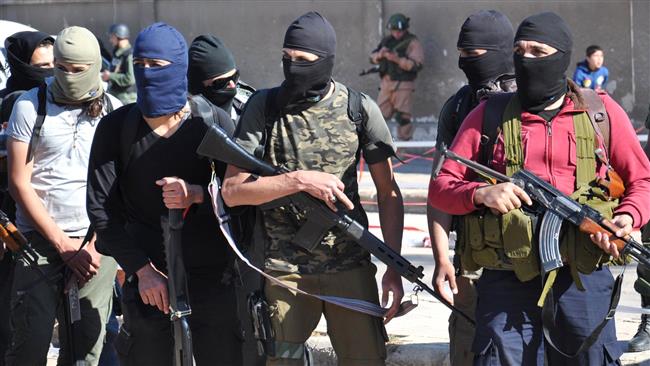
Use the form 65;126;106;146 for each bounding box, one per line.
541;271;623;358
207;180;417;319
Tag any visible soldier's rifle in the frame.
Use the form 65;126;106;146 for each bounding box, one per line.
360;37;412;77
197;123;475;325
0;209;85;365
161;209;193;366
434;145;650;274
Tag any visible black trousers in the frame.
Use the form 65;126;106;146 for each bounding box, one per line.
116;269;243;366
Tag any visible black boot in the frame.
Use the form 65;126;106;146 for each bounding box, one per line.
628;296;650;352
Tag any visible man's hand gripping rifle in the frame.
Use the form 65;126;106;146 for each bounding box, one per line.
197;123;475;325
434;145;650;274
0;209;86;365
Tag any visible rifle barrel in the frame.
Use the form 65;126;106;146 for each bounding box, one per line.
442;148;511;183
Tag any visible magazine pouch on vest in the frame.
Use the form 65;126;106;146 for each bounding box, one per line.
378;33;419;81
458;91;617;285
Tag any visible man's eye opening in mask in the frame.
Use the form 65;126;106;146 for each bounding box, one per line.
202;68;239;89
458;48;487;58
281;48;319;62
133;57;171;68
55;61;90;74
514;40;558;58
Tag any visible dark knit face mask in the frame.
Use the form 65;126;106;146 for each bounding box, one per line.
513;12;573;113
133;23;188;118
514;51;570;112
202;71;239;111
458;50;511;90
456;10;514;91
279;11;337;107
282;55;334;101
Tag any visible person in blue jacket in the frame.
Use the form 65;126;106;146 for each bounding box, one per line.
573;44;608;91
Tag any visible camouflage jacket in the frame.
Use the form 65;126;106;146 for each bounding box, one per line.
234;81;395;274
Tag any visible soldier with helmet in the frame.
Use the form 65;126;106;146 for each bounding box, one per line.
102;23;136;104
369;13;424;141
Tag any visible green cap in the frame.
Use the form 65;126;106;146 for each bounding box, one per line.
387;13;409;30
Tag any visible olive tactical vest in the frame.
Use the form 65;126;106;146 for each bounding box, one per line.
457;94;618;288
378;33;419;81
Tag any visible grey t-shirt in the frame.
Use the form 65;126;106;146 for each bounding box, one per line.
7;80;122;235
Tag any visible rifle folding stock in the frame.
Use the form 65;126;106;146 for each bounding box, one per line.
437;145;650;272
197;124;475;325
162;209;193;366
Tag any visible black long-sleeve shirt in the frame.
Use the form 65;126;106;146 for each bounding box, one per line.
87;103;235;276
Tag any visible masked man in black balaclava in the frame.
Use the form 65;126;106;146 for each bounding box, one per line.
221;11;405;365
187;35;261;366
0;31;55;99
188;35;255;124
427;10;515;366
0;31;55;366
429;11;650;365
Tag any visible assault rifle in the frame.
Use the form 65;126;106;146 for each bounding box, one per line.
161;209;193;366
435;146;650;273
0;209;85;365
197;124;475;325
360;37;412;77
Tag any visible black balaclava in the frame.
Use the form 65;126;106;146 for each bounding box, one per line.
514;12;573;113
457;10;514;91
188;35;238;112
4;31;55;93
279;11;336;110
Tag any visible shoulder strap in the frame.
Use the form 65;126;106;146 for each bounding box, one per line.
103;93;114;114
479;92;514;166
346;86;367;133
580;88;610;155
120;105;142;174
27;83;48;161
255;88;281;159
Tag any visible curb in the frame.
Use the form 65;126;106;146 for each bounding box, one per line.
307;334;450;366
307;332;650;366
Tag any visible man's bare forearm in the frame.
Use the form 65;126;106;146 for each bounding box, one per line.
222;168;303;207
428;206;453;263
377;181;404;255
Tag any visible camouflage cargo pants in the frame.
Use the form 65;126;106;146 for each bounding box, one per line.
265;264;387;366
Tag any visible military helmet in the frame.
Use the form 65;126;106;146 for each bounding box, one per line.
109;23;130;39
387;13;410;30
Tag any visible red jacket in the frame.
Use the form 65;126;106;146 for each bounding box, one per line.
428;93;650;228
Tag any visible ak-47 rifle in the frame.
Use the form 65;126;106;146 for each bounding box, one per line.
435;145;650;273
0;209;85;365
196;123;475;325
161;209;193;366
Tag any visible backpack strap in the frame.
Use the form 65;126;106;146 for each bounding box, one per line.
346;86;368;137
479;92;514;166
580;88;610;156
27;83;48;162
254;87;281;159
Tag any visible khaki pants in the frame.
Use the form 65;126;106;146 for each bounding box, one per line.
448;276;477;366
6;231;117;366
265;264;387;366
377;78;415;119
